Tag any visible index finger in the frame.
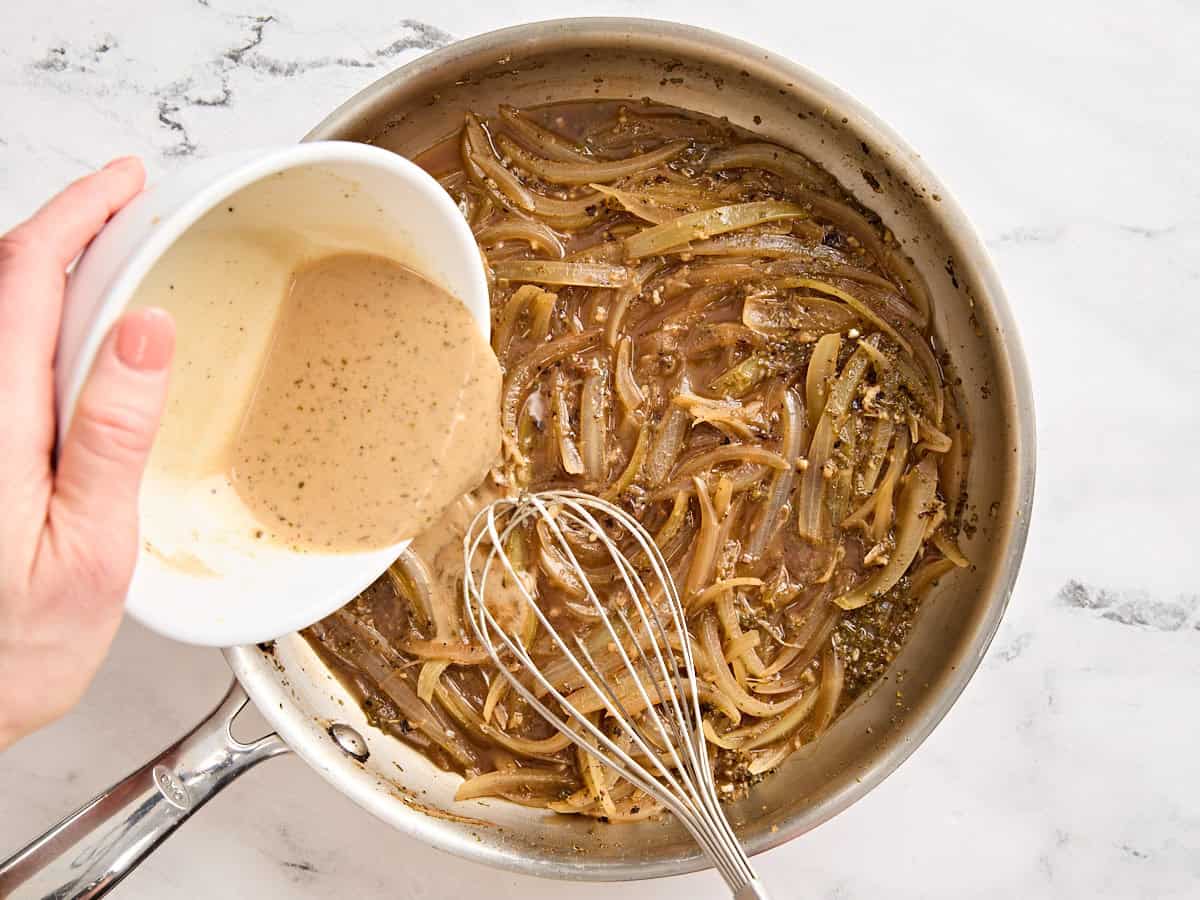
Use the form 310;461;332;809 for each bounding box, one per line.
2;156;146;270
0;157;147;474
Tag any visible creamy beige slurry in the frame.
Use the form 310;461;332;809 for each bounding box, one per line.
229;252;500;550
134;176;499;559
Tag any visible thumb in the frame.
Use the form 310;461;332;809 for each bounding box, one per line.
51;308;175;557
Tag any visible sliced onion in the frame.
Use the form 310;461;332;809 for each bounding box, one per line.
498;104;593;162
797;414;834;542
757;597;839;678
917;419;954;453
579;361;610;483
705;141;840;194
643;380;691;487
746;741;793;776
698;611;803;718
654;490;690;549
567;240;625;264
399;638;488;664
686;262;760;285
672;393;765;440
725;686;819;751
380;683;479;770
436;679;574;758
709;355;770;398
805;332;842;433
560;666;664;716
463;113;537;212
476;215;566;257
455;768;576;802
725;630;762;661
624;201;808;259
551;368;585;476
482;674;508;725
859;417;896;496
855;337;892;373
689;577;765;612
493;284;542;357
526;189;606;225
863;284;925;329
602;421;650;501
315;612;480;770
793;189;931;326
686;233;817;258
630;283;731;338
537;541;588;597
502;329;601;459
910;556;959;597
687;323;767;356
417;659;449;704
745;389;804;559
387;552;434;632
829;420;858;527
590;183;680;224
932;530;970;568
684;476;721;598
892;332;943;424
698;687;742;727
869;426;911;542
578;743;617;817
394;546;458;641
824;264;896;292
743;294;858;337
836;456;939;609
716;593;766;676
497;133;688;185
604;260;660;347
650;461;769;503
703;718;742;750
564;795;663;821
826;340;877;423
775;277;911;353
613;336;645;421
806;648;844;739
528;287;558;342
674;444;789;479
494;259;631;288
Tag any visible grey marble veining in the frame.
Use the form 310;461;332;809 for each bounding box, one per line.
2;1;1197;897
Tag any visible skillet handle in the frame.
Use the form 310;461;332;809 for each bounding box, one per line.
0;681;288;899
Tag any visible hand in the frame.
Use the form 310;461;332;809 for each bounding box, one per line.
0;158;175;750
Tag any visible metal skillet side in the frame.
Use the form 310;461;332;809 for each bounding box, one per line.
229;17;1035;881
0;18;1034;896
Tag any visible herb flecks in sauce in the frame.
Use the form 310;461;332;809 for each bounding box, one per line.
231;252;501;551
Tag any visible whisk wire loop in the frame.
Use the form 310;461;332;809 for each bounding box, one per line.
463;490;768;897
467;498;708;835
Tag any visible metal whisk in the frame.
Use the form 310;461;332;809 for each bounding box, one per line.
463;490;769;900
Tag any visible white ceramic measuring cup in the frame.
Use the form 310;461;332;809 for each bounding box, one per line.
55;142;489;647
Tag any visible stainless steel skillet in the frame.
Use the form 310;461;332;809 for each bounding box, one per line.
0;18;1035;898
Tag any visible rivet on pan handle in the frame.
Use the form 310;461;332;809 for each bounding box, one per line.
0;681;289;899
328;722;369;761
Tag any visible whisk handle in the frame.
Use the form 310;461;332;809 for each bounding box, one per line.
734;877;771;899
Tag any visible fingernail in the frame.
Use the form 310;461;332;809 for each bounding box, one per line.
116;308;175;371
104;155;140;171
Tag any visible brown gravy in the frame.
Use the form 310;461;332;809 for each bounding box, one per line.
230;252;501;551
304;99;967;814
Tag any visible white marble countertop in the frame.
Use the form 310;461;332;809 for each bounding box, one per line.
2;2;1197;898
